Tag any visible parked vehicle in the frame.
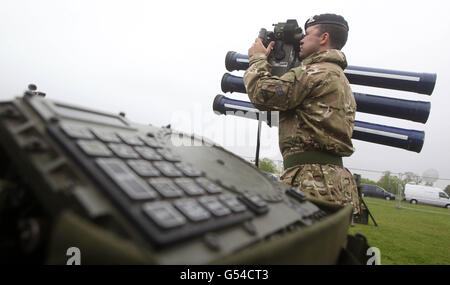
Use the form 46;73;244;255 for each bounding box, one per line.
403;184;450;208
361;184;396;200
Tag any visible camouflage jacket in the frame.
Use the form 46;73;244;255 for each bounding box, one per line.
243;49;356;159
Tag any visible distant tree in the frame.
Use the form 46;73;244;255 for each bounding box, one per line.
258;158;278;174
444;185;450;196
402;172;422;185
377;171;403;194
360;178;377;185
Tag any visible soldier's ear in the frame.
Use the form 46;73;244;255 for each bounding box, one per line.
319;32;330;46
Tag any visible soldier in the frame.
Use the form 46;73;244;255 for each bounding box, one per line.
243;13;360;214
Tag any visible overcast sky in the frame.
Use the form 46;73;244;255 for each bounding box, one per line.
1;0;450;187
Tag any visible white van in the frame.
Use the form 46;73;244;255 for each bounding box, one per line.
403;184;450;208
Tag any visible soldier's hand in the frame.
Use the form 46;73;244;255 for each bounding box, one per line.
248;38;275;57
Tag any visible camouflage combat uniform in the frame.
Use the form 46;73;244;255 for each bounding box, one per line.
243;49;360;214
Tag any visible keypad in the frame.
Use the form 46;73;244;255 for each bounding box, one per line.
56;123;259;247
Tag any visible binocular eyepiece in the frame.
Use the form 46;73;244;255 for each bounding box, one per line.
259;19;304;46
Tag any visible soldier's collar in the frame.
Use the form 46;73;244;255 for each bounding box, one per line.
301;49;348;69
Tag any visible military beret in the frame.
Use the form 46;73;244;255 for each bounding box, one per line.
304;13;349;31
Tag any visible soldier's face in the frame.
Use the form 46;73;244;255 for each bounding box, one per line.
299;25;322;60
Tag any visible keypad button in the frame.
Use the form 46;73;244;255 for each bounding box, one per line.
77;140;112;157
244;193;267;207
91;129;121;143
142;202;186;229
174;199;211;222
153;161;183;177
198;196;231;217
196;178;223;194
238;193;269;215
174;178;205;196
140;135;163;148
175;162;202;177
148;178;183;198
286;188;307;202
134;146;163;160
96;158;157;200
127;160;161;177
156;148;181;162
108;143;140;159
61;123;94;139
118;133;145;146
300;202;321;217
219;194;247;213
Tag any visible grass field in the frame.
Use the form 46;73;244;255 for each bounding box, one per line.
348;197;450;265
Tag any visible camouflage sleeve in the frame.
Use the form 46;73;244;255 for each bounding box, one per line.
243;54;313;111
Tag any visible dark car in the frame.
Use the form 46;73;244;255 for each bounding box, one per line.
361;184;396;200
